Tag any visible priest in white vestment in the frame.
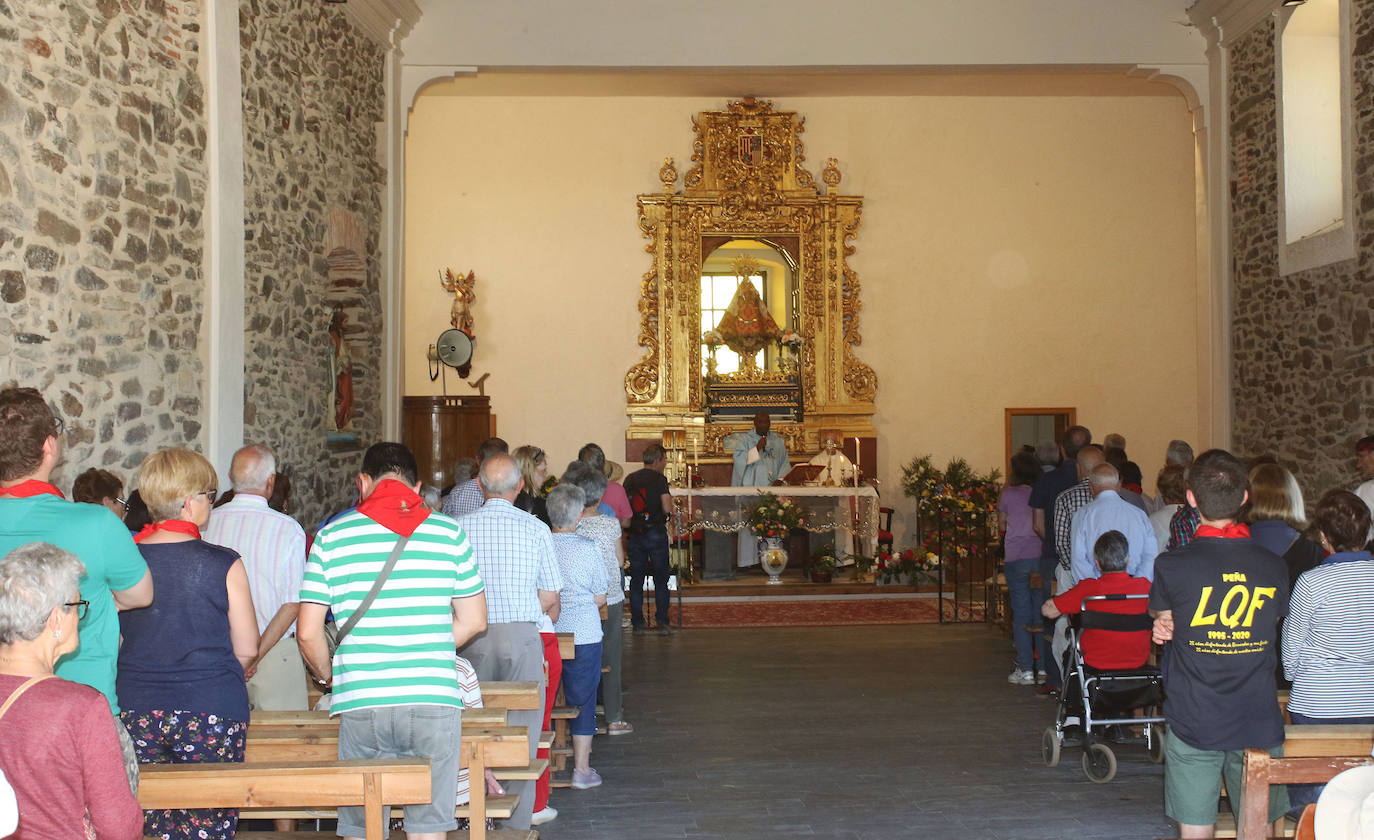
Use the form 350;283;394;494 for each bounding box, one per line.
809;431;856;487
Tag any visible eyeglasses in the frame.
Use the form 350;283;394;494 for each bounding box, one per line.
52;416;65;436
195;489;218;504
63;600;89;620
114;497;128;511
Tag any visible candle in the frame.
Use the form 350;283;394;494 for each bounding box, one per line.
854;437;861;487
693;435;699;467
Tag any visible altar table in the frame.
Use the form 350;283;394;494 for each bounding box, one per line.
670;486;881;575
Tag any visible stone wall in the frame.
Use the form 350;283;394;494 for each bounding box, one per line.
239;0;385;527
1228;7;1374;500
0;0;207;488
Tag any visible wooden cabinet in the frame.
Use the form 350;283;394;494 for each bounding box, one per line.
402;396;493;488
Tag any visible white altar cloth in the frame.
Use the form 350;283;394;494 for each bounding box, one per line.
669;485;881;559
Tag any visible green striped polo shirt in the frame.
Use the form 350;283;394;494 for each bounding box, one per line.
300;511;484;714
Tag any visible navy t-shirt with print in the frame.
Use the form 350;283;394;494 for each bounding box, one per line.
1149;537;1289;751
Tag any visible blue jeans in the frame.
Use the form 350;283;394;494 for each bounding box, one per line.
1005;557;1050;672
1287;711;1374;813
627;528;671;627
563;642;604;736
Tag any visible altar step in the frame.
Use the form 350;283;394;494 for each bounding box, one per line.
681;578;937;600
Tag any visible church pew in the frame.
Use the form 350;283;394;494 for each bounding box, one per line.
137;759;430;840
243;724;531;840
237;831;537;840
1235;725;1374;840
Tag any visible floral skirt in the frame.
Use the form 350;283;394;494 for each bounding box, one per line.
120;709;247;840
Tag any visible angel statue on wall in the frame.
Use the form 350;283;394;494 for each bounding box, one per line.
440;268;477;336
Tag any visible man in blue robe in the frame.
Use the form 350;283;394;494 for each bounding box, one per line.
730;411;790;487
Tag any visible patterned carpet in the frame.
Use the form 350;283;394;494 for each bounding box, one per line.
671;596;985;628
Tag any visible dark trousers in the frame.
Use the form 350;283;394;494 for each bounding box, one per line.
628;528;671;627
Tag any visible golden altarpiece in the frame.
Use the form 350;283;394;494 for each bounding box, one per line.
624;99;877;469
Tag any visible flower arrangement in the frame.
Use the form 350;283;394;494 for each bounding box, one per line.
900;454;1002;527
743;492;805;539
777;329;803;350
701;329;724;348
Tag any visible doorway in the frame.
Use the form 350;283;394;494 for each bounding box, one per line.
1004;408;1076;477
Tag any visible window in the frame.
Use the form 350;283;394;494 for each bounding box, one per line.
701;272;765;376
1277;0;1355;273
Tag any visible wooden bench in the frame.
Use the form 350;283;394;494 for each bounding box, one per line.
242;724;531;840
138;759;429;840
237;831;537;840
1236;724;1374;840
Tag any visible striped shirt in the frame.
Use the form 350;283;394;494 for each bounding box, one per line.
458;499;562;624
551;533;608;645
455;656;482;805
203;494;307;635
576;514;624;605
1283;552;1374;718
300;511;484;714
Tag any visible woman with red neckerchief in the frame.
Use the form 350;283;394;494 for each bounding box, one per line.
117;448;260;840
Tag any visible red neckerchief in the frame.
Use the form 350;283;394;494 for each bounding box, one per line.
133;519;202;544
0;480;65;500
1123;483;1143;495
357;479;429;537
1194;522;1251;539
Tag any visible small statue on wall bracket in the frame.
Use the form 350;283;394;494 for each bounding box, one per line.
440;268;477;337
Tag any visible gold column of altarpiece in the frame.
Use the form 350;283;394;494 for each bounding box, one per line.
624;98;877;458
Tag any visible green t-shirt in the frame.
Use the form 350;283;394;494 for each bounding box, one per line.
0;495;150;714
300;511;484;714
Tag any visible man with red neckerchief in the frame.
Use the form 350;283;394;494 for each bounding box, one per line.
0;386;153;785
298;442;488;840
1150;448;1289;839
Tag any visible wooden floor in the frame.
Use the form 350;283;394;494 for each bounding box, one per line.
540;623;1176;840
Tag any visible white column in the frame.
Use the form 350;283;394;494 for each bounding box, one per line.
202;0;246;477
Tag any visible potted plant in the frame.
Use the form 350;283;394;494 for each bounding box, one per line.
808;547;838;583
846;551;876;582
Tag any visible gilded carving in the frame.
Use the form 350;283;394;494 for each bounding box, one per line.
703;421;805;454
625;100;876;446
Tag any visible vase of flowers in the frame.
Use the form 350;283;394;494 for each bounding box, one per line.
702;329;723;378
744;493;805;584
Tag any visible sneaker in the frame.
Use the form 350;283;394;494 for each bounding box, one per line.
1036;683;1060;697
607;720;634;736
657;623;675;636
1035;672;1047;684
571;768;603;789
1007;669;1036;686
632;625;647;635
531;806;558;826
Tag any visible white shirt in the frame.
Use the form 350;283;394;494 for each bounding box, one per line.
203;494;307;635
1149;503;1181;561
1358;479;1374;541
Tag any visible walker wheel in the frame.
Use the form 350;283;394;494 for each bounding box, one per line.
1082;742;1117;783
1042;726;1061;768
1147;728;1166;764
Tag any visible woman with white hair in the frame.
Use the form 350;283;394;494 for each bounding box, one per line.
547;483;609;790
118;448;259;840
561;461;632;735
0;542;142;838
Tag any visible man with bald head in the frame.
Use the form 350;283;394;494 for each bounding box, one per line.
456;452;562;831
203;443;308;712
1068;463;1159;585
